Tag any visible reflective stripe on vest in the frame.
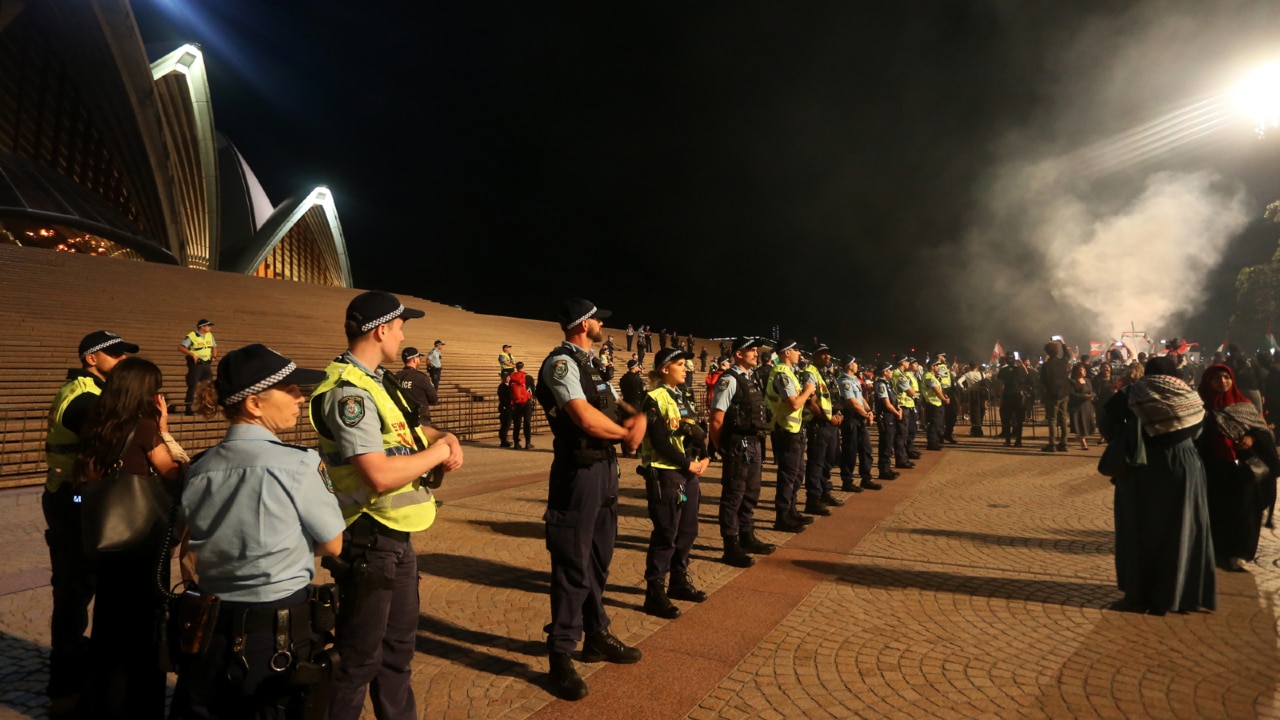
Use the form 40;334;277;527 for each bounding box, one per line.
766;364;804;433
186;331;215;361
936;365;952;389
45;376;100;491
800;366;832;425
641;386;688;470
310;361;436;532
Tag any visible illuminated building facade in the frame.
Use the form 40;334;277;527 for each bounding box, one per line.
0;0;352;286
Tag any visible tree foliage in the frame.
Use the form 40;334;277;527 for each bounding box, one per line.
1229;200;1280;343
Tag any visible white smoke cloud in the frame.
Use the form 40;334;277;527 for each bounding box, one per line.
1036;167;1248;337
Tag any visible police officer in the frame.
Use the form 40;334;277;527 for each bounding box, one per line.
425;339;445;388
836;357;882;491
799;344;843;516
498;344;516;374
873;362;904;479
891;357;917;469
708;337;776;568
179;318;217;415
639;347;711;620
921;362;948;451
935;353;959;444
42;330;138;716
497;371;514;447
766;339;817;533
535;298;646;701
394;346;438;427
172;344;346;719
310;291;464;720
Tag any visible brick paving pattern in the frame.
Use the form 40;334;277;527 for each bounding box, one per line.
1;437;1277;719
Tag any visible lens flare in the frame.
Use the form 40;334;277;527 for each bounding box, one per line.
1233;61;1280;137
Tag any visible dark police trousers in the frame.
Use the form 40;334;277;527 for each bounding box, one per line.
42;485;95;700
512;402;532;444
718;434;763;538
499;405;511;444
877;415;898;472
186;359;214;407
893;412;911;465
904;406;919;453
544;455;619;654
771;429;805;515
944;396;959;441
169;587;319;720
841;416;874;481
804;422;838;500
644;469;700;582
330;517;418;720
925;403;945;448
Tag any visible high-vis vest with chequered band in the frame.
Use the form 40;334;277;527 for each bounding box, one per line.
45;375;100;491
766;364;804;434
310;361;435;532
799;366;832;426
641;386;690;470
186;331;215;362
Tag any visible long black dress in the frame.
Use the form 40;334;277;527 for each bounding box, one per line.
1103;391;1216;614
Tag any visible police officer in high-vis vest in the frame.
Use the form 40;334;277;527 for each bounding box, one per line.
798;344;844;517
873;361;904;479
638;347;711;620
43;330;138;716
173;344;345;719
766;339;816;533
892;357;919;467
708;337;776;568
535;298;646;702
310;291;465;720
921;362;948;451
179;318;217;415
934;352;959;444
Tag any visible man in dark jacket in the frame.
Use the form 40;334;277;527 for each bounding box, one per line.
1040;341;1071;452
394;347;439;426
998;354;1029;447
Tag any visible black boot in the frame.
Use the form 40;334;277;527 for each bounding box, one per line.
548;649;589;700
773;510;807;533
581;630;642;664
668;569;708;602
739;528;776;555
878;469;899;480
860;479;883;490
643;580;681;619
820;493;844;507
802;500;831;517
841;481;862;493
721;535;756;567
791;508;815;525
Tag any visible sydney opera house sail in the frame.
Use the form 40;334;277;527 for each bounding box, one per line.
0;0;351;287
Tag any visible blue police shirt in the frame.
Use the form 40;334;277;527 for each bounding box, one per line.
183;423;346;603
837;374;864;406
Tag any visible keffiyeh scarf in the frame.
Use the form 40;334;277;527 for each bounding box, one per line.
1127;374;1204;437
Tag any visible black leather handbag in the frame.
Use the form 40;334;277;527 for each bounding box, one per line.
80;428;172;554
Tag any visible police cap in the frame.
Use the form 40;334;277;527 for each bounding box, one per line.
732;336;765;353
878;361;895;373
402;347;423;363
653;347;691;368
196;319;214;328
557;298;612;329
215;344;327;407
810;343;831;355
776;338;799;353
78;330;139;357
346;291;425;334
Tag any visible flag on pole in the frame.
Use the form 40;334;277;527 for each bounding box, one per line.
990;340;1004;366
1217;335;1228;353
1089;341;1104;357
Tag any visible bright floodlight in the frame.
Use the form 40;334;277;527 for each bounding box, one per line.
1234;61;1280;137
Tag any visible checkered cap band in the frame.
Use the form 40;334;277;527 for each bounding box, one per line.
222;361;297;406
566;305;597;330
81;337;125;356
360;304;404;334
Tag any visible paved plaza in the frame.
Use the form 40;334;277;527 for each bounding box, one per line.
1;436;1278;719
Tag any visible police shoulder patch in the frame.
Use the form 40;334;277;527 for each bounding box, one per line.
716;377;731;392
317;459;335;494
552;359;569;380
339;395;365;427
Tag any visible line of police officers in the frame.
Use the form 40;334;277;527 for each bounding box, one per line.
43;292;962;713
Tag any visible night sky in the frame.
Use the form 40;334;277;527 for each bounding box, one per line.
131;1;1280;362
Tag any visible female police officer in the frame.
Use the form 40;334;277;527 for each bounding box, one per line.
171;344;346;719
639;347;711;619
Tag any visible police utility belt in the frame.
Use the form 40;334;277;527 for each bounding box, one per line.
172;583;338;678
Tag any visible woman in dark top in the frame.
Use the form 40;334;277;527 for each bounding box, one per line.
74;357;184;719
1068;363;1096;450
1197;363;1278;572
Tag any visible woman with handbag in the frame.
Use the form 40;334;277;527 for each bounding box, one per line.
73;357;186;719
1197;363;1279;572
169;344;345;720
